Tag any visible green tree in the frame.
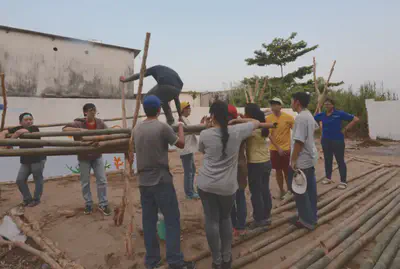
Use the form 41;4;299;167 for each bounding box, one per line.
245;32;318;79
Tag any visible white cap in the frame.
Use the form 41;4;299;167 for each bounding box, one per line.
292;169;307;195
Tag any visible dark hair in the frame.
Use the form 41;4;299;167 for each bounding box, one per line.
19;112;33;123
83;103;96;115
209;101;230;159
144;106;160;117
244;103;269;137
324;97;335;106
291;92;311;108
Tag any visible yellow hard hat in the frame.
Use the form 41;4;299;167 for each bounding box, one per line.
180;102;190;112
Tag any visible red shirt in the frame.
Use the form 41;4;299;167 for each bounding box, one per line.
87;120;97;130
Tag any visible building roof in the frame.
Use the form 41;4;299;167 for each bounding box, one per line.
0;25;141;58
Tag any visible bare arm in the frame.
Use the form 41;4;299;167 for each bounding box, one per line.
344;116;360;131
174;123;185;149
0;130;9;139
174;97;182;119
291;140;304;169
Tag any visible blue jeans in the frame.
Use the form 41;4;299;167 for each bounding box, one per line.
79;157;108;207
321;138;347;183
16;160;46;203
248;161;272;222
288;167;318;229
140;182;184;268
231;189;247;230
180;153;196;197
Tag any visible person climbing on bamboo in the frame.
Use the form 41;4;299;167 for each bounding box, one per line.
314;97;359;189
0;113;46;207
120;65;183;125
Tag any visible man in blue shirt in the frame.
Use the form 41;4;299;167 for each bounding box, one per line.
314;97;359;189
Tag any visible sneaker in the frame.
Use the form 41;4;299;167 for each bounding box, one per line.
98;205;112;216
169;261;196;269
27;200;40;207
21;200;31;207
248;219;271;230
233;228;246;237
84;205;93;215
186;193;200;200
289;217;314;231
222;257;232;269
322;178;333;185
279;191;287;200
337;182;347;189
146;261;162;269
212;263;221;269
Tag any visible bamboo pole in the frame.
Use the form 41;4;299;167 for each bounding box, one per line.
258;77;268;103
360;218;400;269
4;111;179;130
389;249;400;269
0;138;128;157
314;60;336;115
323;207;400;269
0;138;99;147
274;183;400;269
0;237;63;269
80;133;130;141
232;170;398;269
0;73;7;131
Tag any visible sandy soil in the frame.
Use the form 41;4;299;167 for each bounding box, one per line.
0;140;399;269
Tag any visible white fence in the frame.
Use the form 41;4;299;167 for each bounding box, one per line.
366;99;400;140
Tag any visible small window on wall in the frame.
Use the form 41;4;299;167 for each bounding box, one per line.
53;47;58;52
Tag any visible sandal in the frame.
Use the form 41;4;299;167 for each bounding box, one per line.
337;183;347;189
322;179;333;185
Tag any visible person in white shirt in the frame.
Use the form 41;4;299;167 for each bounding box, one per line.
179;102;200;199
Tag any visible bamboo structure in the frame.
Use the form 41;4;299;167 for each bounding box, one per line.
0;138;128;157
0;73;7;131
323;206;400;269
389;249;400;269
4;111;179;130
273;183;400;269
0;138;99;147
231;170;397;269
258;77;268;103
360;217;400;269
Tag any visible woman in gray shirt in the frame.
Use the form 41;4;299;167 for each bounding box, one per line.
197;101;260;269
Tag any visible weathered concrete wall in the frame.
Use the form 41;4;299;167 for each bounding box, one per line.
366;99;400;140
0;27;137;98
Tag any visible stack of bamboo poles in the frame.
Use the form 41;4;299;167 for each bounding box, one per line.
0;207;85;269
170;161;389;267
0;125;207;157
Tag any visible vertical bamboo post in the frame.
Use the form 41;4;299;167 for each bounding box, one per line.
314;60;336;115
258;77;268;103
0;73;7;131
126;32;151;257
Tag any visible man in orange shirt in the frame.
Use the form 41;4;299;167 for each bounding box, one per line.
266;98;295;200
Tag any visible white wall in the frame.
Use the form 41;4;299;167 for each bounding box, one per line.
0;96;297;182
366;99;400;140
0;28;136;98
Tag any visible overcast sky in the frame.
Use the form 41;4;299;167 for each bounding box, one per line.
1;0;399;93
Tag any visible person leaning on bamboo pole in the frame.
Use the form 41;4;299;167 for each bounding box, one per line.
0;112;46;207
62;103;111;216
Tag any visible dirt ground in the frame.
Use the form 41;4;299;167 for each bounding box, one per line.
0;140;399;269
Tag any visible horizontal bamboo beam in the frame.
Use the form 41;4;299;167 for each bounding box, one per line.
80;133;130;141
0;138;96;147
6;124;207;139
4;111;179;129
0;139;129;157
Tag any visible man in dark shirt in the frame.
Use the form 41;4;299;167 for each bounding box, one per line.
0;112;46;207
62;103;111;216
120;65;183;125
